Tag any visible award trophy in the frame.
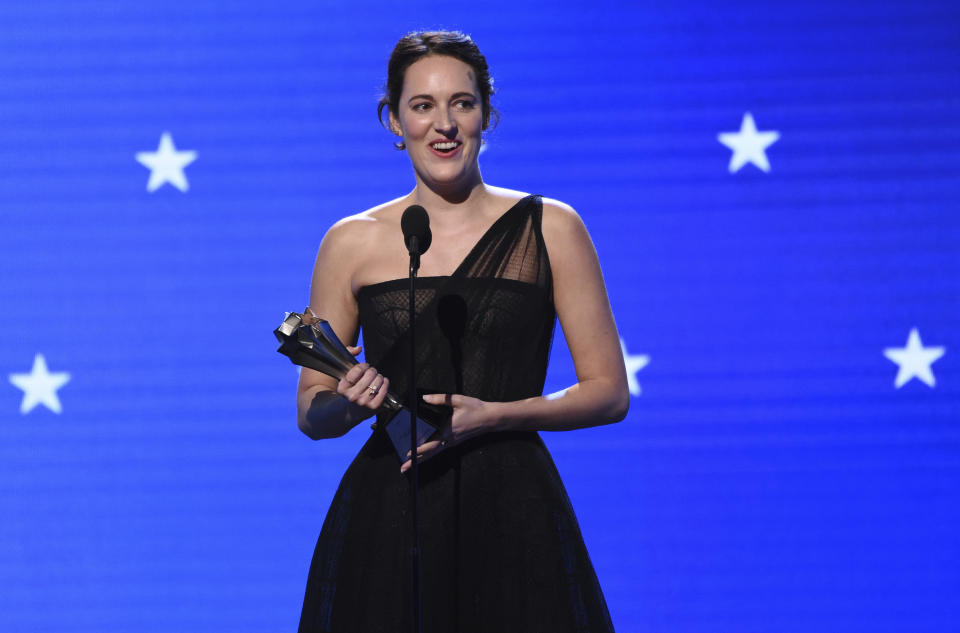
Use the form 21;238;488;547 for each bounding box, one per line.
274;310;443;460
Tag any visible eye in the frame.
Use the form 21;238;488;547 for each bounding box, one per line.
411;102;432;112
454;99;476;110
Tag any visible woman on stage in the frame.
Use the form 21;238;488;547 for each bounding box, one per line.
296;30;629;633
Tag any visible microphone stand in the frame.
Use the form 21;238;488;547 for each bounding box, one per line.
407;236;422;633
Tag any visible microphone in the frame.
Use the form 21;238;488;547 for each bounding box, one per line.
401;205;432;273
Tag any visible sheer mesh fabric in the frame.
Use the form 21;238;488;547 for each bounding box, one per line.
355;194;553;405
299;195;615;633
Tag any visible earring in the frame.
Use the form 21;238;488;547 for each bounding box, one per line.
391;127;405;150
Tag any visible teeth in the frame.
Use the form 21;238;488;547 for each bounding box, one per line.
432;141;459;150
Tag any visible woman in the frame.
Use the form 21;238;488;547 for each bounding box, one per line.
296;30;628;633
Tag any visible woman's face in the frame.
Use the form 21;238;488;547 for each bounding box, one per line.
390;55;484;191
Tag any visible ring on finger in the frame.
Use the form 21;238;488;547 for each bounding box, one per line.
368;381;381;396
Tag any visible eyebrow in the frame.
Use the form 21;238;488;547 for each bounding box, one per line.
407;91;477;104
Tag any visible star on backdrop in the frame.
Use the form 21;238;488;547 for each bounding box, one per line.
718;112;780;173
620;338;650;397
883;328;945;388
135;131;197;192
9;353;71;414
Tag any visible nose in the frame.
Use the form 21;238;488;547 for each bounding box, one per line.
434;106;458;137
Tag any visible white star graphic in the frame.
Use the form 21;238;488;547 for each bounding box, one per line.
621;338;650;397
717;112;780;173
883;328;945;388
136;131;197;192
9;353;71;414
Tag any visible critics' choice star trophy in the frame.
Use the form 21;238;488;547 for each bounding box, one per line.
274;311;443;460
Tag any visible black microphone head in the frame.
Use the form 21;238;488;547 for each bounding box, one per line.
401;204;432;254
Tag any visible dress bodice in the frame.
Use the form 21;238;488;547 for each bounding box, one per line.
356;195;556;404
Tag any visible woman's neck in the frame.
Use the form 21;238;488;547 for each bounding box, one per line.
409;176;490;228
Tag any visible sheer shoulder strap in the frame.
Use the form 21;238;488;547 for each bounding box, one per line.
456;194;552;296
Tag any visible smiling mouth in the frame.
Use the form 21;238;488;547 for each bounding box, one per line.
430;141;461;154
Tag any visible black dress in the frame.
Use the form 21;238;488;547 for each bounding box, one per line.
299;195;615;633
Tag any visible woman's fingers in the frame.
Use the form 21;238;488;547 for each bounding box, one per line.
422;393;455;406
369;376;389;409
356;373;387;408
351;367;379;403
399;418;457;473
337;363;367;396
400;437;445;473
337;363;386;409
340;362;368;387
397;392;491;472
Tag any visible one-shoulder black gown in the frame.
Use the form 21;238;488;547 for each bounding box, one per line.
298;195;615;633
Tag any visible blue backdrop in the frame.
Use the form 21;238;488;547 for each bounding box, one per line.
1;2;958;631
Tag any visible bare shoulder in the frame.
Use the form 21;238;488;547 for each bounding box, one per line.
539;196;592;252
540;196;581;223
314;196;415;293
316;197;410;276
321;197;404;252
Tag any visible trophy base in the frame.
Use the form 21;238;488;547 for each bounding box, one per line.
379;408;440;461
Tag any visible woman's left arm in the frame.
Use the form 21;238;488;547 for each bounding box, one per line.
487;198;629;431
402;200;628;471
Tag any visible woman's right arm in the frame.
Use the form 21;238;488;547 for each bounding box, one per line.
296;218;390;439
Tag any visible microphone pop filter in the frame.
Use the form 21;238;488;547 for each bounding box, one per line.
401;204;432;254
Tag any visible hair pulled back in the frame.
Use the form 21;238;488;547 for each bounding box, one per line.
378;30;498;150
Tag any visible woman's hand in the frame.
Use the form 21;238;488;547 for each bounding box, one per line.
400;393;498;473
337;345;390;415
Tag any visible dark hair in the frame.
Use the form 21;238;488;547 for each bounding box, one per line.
378;30;499;150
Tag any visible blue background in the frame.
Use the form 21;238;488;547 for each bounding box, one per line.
1;1;958;631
